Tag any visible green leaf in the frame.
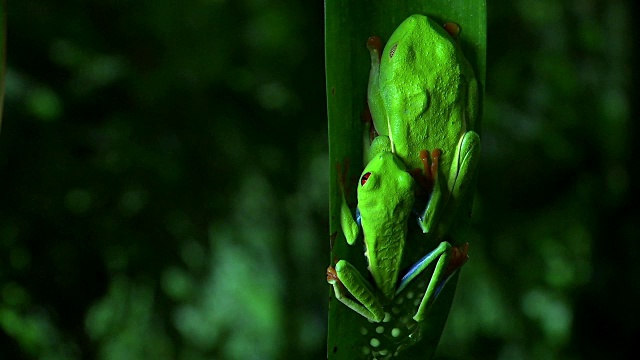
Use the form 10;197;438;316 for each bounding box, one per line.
325;1;486;359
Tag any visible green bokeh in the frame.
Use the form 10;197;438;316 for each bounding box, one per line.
1;0;638;359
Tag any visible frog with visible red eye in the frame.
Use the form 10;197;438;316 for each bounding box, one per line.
327;14;480;329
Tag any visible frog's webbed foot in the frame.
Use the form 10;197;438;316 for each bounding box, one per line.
326;265;341;285
327;261;385;322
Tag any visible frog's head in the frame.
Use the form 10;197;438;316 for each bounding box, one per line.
380;14;470;133
357;151;415;300
382;14;460;86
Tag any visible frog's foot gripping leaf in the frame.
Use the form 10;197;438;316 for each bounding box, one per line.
327;262;385;322
395;241;469;322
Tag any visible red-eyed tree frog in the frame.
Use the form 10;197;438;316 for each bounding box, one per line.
327;13;480;340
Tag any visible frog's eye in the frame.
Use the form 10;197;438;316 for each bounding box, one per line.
360;172;372;186
389;43;398;59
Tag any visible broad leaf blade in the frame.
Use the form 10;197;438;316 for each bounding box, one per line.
326;1;486;359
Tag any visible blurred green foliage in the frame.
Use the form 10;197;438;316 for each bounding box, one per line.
0;0;638;359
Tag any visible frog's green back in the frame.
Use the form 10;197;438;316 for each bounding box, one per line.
378;15;478;176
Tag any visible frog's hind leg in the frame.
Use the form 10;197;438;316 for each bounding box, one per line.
448;131;481;199
327;261;385;322
394;241;468;322
413;242;468;322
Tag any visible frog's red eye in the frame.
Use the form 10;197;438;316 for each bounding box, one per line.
361;172;371;186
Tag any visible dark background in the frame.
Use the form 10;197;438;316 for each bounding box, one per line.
1;0;638;359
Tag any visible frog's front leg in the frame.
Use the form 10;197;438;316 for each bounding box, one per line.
417;131;481;234
337;160;360;245
366;35;389;137
327;261;385;322
395;241;469;322
413;148;444;234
